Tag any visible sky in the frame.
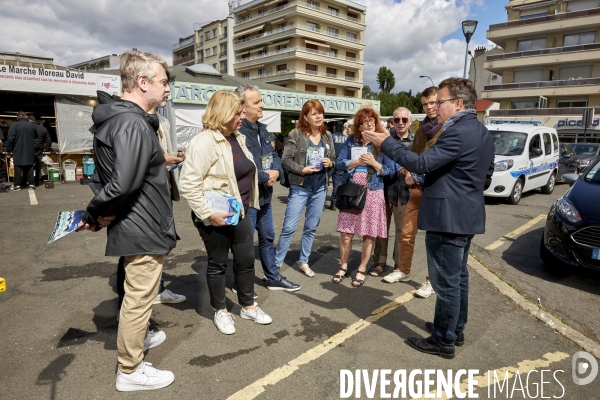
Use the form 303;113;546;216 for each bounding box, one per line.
0;0;508;94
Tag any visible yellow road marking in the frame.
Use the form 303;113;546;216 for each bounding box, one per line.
226;291;416;400
485;214;546;250
29;188;38;205
410;351;570;400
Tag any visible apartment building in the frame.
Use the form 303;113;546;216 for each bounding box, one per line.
173;18;234;74
482;0;600;142
69;54;120;71
231;0;366;98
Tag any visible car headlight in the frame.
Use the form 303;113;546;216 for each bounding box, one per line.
555;198;582;223
494;159;514;171
580;159;591;167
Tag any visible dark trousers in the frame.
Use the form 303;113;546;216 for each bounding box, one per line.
117;257;165;309
34;152;43;185
330;170;345;205
14;165;34;187
195;211;255;310
425;232;473;349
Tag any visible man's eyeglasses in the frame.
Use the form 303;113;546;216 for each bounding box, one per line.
393;117;410;124
435;98;458;107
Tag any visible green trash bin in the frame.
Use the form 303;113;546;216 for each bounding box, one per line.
49;168;60;182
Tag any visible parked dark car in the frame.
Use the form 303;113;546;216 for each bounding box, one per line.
541;158;600;271
557;143;580;181
571;143;600;172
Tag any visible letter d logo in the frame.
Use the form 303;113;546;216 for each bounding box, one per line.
572;351;598;385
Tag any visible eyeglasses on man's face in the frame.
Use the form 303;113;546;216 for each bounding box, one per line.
435;98;458;107
393;117;409;124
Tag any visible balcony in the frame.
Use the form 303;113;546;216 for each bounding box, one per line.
173;37;195;52
488;42;600;61
236;1;363;27
173;54;195;66
489;107;600;117
235;23;296;45
234;46;362;66
485;77;600;91
489;7;600;31
248;68;360;84
482;77;600;100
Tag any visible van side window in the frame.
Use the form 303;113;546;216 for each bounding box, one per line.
543;133;552;155
529;134;542;158
552;133;559;153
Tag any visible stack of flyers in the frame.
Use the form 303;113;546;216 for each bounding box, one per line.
261;153;273;170
306;147;325;171
46;210;86;244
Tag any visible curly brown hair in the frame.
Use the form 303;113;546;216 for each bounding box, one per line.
296;99;326;134
352;107;384;142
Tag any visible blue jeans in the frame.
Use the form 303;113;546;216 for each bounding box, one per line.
275;184;327;266
246;203;281;282
425;232;473;350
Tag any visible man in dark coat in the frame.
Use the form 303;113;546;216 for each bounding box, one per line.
28;115;52;186
6;111;36;191
363;78;495;359
78;50;176;391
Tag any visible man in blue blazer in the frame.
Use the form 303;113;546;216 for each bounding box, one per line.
363;78;495;359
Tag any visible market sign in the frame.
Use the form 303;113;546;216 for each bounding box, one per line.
170;81;378;116
0;65;121;96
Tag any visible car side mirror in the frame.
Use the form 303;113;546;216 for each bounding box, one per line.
562;173;579;184
531;148;543;157
562;153;571;159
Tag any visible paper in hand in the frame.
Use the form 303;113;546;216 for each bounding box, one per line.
46;210;86;244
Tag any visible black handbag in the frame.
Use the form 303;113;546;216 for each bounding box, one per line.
335;166;375;211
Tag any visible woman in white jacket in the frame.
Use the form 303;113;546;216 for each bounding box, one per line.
179;90;272;335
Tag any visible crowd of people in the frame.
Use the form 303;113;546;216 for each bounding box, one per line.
77;50;495;392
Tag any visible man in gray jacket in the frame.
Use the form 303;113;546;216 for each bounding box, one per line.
79;50;176;391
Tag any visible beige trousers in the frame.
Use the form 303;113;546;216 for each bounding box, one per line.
397;187;423;274
117;254;164;373
374;201;407;266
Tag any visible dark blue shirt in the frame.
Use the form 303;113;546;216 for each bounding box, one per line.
303;140;326;193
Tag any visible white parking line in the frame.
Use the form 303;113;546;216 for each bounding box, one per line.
226;291;416;400
485;214;546;251
28;188;38;205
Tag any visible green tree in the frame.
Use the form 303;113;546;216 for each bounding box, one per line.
376;66;396;94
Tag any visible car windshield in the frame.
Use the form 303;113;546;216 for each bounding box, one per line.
491;131;528;156
571;144;600;156
583;158;600;183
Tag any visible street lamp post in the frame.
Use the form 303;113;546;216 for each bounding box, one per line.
419;75;434;87
462;20;478;79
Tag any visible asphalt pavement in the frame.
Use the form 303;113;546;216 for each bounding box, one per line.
0;181;598;399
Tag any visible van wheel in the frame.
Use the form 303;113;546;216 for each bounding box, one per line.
507;178;523;205
541;171;556;194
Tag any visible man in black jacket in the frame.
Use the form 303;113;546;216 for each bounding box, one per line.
364;78;494;359
234;84;300;292
6;111;36;191
28;115;52;186
78;50;176;391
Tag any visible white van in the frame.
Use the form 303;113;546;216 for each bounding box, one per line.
484;123;560;205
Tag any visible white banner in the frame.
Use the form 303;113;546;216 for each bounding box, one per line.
0;65;121;96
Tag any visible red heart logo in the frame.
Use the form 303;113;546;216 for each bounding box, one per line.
103;83;111;89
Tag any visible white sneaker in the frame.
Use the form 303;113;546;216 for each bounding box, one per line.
154;289;186;304
383;270;411;283
415;281;435;299
142;330;166;352
240;302;272;325
214;310;236;335
116;361;174;392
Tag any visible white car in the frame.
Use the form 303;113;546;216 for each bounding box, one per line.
484;123;560;205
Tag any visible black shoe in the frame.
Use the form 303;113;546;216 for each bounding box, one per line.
231;286;258;300
10;185;21;192
425;322;464;347
329;202;337;211
405;336;455;359
267;276;301;291
28;184;36;190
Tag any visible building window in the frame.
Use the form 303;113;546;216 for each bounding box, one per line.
306;64;317;74
277;22;288;29
346;32;358;41
511;99;539;109
564;31;596;47
347;12;359;21
326;67;337;77
346;90;355;97
305;84;317;92
277;64;287;72
307;21;319;31
326;87;337;95
328;6;339;16
513;68;543;83
205;49;210;57
517;38;546;52
327;27;339;37
213;46;218;55
258;9;266;17
307;1;319;10
205;32;211;40
306;43;318;51
556;99;588;108
277;44;287;50
559;64;593;80
258;68;267;76
243;71;250;78
346;51;356;60
345;71;356;80
520;11;548;20
330;48;338;56
213;63;217;69
212;28;217;37
258;48;267;56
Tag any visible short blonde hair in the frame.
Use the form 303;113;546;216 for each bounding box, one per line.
202;90;244;135
120;50;169;93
